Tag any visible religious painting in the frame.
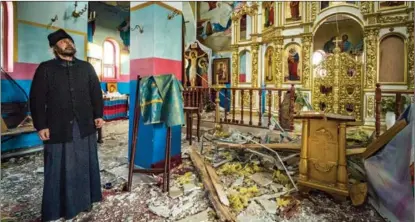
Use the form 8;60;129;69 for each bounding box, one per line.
107;82;118;93
239;50;251;83
314;14;364;56
263;2;275;29
240;13;251;41
285;2;301;23
87;57;102;80
184;48;207;87
197;2;242;52
379;1;405;9
283;43;301;83
265;46;274;83
320;1;356;10
197;57;209;88
212;58;230;84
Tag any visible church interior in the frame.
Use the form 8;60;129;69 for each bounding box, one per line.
1;1;414;221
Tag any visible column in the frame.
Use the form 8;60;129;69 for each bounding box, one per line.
129;2;183;168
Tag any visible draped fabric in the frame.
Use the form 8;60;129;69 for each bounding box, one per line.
139;75;185;127
364;104;414;222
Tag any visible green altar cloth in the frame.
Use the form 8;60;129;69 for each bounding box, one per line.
139;74;185;127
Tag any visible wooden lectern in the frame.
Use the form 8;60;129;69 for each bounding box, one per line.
295;111;355;199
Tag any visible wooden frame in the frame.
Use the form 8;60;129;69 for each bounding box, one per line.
107;82;118;93
87;57;102;80
212;58;230;85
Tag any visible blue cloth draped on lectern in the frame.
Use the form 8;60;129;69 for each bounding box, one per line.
139;74;185;127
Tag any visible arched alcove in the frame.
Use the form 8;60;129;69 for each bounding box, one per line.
239;13;252;41
313;14;364;56
378;34;406;84
239;50;251;83
264;46;274;83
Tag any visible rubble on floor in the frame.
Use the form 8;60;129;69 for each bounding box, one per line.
1;120;385;221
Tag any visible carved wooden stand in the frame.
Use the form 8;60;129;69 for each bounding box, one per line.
127;76;172;193
295;111;355;200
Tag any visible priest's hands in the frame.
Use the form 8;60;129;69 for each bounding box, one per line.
95;118;105;128
38;128;50;141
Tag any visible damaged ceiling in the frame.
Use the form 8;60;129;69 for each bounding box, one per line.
100;1;130;11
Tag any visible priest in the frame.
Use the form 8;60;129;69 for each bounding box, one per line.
29;29;104;221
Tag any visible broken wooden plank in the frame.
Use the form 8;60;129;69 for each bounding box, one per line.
362;119;407;159
206;163;230;207
215;142;301;151
189;148;236;222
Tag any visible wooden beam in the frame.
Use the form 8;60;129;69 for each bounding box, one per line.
215;142;301;151
362;119;407;159
216;143;367;156
189;148;236;222
206;163;230;207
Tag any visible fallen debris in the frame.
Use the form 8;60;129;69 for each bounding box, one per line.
189;148;236;221
206;163;230;207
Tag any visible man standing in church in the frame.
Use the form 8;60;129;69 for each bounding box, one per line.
29;29;104;221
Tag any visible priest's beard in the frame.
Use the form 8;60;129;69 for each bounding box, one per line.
53;45;77;57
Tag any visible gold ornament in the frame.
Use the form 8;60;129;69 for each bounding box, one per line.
367;96;375;118
251;43;259;88
364;28;379;89
302;34;312;88
378;16;408;23
407;23;414;89
273;37;284;88
231;45;239;87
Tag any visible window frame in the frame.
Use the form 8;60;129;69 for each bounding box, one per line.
1;2;14;72
102;39;119;81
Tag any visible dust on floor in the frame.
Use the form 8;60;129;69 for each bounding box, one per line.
1;120;383;222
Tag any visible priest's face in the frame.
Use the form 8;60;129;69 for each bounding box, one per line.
54;38;77;57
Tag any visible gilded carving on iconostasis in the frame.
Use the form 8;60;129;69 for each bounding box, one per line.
283;43;302;83
285;2;301;23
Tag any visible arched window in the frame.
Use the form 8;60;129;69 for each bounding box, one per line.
1;2;14;72
103;39;119;79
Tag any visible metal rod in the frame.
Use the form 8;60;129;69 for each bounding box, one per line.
236;133;298;191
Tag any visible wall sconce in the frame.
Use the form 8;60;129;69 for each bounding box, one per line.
131;25;144;34
47;15;58;29
72;1;88;18
51;15;58;23
167;10;180;20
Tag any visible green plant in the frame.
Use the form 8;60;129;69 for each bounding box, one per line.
381;95;411;114
295;89;313;110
